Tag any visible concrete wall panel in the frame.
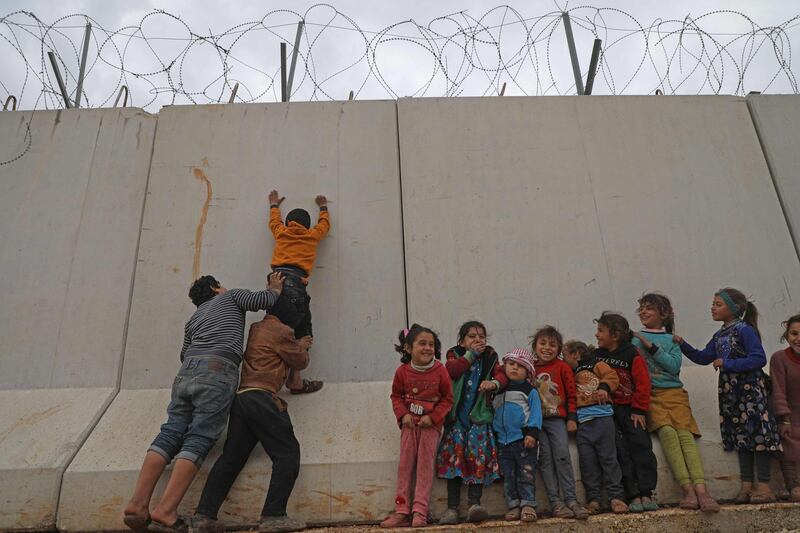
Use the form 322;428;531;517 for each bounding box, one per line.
747;94;800;261
0;108;155;531
398;96;800;357
119;101;405;389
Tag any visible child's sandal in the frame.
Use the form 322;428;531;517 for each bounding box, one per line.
520;506;537;523
504;507;520;521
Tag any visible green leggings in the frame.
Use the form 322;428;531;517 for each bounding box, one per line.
657;426;705;485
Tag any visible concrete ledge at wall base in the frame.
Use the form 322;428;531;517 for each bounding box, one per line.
311;503;800;533
59;374;785;531
0;388;116;532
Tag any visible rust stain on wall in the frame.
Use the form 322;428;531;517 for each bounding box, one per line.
4;405;65;436
191;165;213;281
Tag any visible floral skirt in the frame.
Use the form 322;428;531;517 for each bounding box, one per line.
718;369;782;452
436;422;500;484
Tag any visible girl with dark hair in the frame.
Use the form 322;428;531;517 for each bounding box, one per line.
676;288;782;504
594;312;658;513
770;314;800;502
382;325;453;528
632;293;719;512
436;321;508;525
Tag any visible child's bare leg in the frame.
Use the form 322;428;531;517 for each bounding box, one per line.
150;458;200;526
124;451;167;518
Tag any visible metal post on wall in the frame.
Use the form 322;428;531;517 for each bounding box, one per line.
47;51;72;108
74;22;92;108
584;39;602;95
561;12;584;95
286;21;304;99
280;42;287;102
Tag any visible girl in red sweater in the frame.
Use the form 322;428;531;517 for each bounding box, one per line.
382;324;454;528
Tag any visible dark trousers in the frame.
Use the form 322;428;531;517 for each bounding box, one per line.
274;268;312;338
738;450;772;483
196;391;300;518
576;416;625;503
613;404;658;499
498;440;538;508
446;478;483;508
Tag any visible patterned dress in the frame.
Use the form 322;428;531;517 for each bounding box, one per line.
436;353;501;484
681;320;781;452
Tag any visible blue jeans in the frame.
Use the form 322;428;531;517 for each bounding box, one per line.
576;416;625;503
149;355;239;466
498;440;538;509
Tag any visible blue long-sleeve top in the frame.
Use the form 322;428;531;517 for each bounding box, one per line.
492;380;542;445
679;320;766;373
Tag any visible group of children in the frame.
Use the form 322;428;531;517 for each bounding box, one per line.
384;288;800;526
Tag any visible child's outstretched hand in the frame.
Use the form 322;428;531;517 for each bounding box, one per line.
267;271;285;293
418;415;433;428
315;194;327;207
712;358;724;370
672;334;683;344
401;414;415;429
566;420;577;434
524;435;537;449
631;413;647;430
268;190;285;206
479;380;498;392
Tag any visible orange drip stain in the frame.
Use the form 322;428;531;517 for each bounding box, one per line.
311;490;353;505
191;167;213;280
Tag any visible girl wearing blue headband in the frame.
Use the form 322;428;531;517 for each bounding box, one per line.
674;288;781;504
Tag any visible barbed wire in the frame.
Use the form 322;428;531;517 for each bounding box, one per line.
0;4;798;114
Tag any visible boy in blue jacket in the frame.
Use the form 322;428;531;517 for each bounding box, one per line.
492;348;542;523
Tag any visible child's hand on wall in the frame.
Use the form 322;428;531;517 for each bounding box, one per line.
418;415;433;428
401;414;415;429
566;420;577;433
315;195;327;207
268;190;285;206
523;435;537;449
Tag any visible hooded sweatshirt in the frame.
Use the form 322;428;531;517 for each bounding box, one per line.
269;206;330;277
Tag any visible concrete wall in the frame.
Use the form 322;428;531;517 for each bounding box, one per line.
0;108;156;530
58;101;407;531
747;94;800;262
1;95;799;531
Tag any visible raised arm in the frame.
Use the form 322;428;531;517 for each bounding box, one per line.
310;195;331;240
268;190;286;237
229;288;279;312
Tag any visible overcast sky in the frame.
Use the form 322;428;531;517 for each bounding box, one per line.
1;1;798;111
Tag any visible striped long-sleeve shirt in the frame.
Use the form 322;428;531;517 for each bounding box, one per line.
180;288;279;365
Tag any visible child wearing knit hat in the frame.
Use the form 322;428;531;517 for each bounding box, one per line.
492;348;542;522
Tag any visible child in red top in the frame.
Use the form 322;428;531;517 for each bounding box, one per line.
531;326;587;520
382;324;454;528
594;312;658;512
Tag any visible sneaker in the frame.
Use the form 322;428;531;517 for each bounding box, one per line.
438;508;459;525
504;508;520;521
551;501;574;519
628;498;644;513
585;501;601;515
642;497;659;512
190;515;224;533
258;515;306;533
411;513;426;528
466;504;488;523
567;501;589;520
380;513;411;528
610;499;629;514
520;506;537;523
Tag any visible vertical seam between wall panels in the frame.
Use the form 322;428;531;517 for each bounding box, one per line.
745;97;800;263
395;101;410;327
53;111;159;527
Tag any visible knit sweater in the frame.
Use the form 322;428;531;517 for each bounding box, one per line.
492;380;543;445
534;358;578;421
595;342;651;415
574;356;619;409
269;206;330;277
391;361;454;428
632;329;683;389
